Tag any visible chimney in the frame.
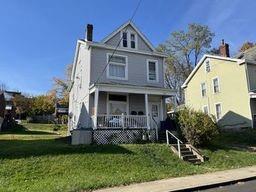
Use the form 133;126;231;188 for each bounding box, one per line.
219;39;230;57
86;24;93;41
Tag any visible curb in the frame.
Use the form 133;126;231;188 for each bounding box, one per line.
171;176;256;192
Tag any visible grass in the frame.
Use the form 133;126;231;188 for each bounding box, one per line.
0;124;256;192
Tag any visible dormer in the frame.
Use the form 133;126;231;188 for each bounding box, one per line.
101;21;155;52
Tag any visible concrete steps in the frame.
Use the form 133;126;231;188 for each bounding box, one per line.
171;144;203;164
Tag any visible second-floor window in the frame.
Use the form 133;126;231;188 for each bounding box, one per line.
213;77;220;93
107;54;128;80
147;59;158;82
201;82;206;97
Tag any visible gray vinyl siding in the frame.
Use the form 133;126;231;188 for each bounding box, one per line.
129;94;145;114
105;24;152;52
98;92;107;114
90;47;164;88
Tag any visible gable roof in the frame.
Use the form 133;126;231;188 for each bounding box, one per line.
235;45;256;62
181;54;243;89
101;21;155;52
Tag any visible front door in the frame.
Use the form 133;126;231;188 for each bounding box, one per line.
150;102;160;128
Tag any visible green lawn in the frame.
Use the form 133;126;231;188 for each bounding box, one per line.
0;123;256;192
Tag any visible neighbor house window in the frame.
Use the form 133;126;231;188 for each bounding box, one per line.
215;103;222;120
205;60;210;73
201;82;206;97
107;54;128;80
147;60;158;82
213;77;220;93
130;33;136;49
122;32;128;47
202;105;208;114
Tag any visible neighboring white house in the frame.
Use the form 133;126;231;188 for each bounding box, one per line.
68;21;175;144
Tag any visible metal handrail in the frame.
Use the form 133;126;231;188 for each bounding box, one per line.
166;130;183;158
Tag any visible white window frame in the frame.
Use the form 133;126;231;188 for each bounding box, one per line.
200;82;206;97
147;59;159;83
202;105;208;114
120;30;138;50
215;102;222;120
106;93;129;115
212;77;220;94
205;60;211;73
106;53;128;80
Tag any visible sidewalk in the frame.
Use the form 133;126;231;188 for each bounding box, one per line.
93;166;256;192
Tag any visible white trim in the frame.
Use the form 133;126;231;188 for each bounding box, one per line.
214;102;222;121
107;93;129;115
106;53;128;80
147;59;159;83
145;94;150;129
86;40;167;57
102;21;155;51
212;77;220;94
91;83;175;96
181;54;243;88
93;88;99;129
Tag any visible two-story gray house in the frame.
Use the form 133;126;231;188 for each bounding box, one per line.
69;21;175;144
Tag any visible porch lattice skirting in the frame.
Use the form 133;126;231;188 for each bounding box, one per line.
93;128;157;145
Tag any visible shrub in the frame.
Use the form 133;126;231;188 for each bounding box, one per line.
177;107;219;146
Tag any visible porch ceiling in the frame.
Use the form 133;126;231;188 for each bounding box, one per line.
90;83;175;97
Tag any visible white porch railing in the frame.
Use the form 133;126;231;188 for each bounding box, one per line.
95;114;147;129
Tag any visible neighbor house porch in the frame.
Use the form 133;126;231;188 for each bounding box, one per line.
89;83;175;131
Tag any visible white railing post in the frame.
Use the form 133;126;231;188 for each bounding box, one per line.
177;140;181;158
166;130;169;145
93;88;99;129
121;113;125;129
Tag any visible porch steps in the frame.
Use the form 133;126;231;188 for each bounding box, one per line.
170;144;203;164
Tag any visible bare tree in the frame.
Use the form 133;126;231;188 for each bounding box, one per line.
158;24;214;103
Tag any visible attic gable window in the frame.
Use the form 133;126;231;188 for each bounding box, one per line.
130;33;136;49
121;31;137;49
122;32;128;47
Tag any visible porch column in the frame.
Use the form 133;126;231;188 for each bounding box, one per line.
93;88;99;129
160;96;164;121
145;94;150;129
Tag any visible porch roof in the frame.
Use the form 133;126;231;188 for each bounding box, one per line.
89;83;175;97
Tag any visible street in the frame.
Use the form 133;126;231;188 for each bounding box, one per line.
198;179;256;192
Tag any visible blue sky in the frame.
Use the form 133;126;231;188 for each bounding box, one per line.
0;0;255;95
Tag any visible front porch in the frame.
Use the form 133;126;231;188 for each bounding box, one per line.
88;83;175;143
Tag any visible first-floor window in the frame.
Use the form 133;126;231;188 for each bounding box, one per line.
203;105;208;114
107;54;127;80
147;60;158;82
215;103;222;120
108;94;127;115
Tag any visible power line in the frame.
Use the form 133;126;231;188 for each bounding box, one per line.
75;0;142;103
94;0;142;85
